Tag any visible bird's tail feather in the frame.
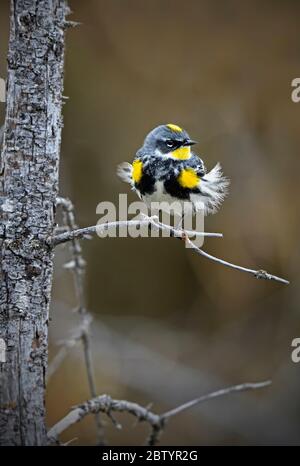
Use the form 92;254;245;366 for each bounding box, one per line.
200;163;230;215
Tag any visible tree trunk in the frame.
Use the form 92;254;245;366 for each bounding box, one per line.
0;0;68;445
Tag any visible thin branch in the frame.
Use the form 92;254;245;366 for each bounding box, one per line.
162;380;271;418
52;217;223;246
56;197;106;445
53;213;289;285
47;380;271;446
184;236;289;285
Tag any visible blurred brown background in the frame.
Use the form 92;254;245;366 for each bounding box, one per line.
1;0;300;445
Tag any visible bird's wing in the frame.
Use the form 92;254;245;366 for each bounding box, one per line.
117;162;133;185
190;154;206;177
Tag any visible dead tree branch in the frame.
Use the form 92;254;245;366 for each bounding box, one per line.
52;217;222;246
48;380;271;446
52;215;289;285
183;236;290;285
55;197;105;445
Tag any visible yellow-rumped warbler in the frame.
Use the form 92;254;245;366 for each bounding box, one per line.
117;123;229;216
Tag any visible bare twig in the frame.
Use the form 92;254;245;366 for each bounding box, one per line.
52;214;289;285
184;236;289;285
55;197;105;445
161;380;271;418
47;380;271;446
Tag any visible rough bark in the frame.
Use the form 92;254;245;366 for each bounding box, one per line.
0;0;68;445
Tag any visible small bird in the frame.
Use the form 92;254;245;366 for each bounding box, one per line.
117;124;229;217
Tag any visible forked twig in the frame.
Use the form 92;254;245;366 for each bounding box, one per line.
52;213;289;285
47;380;271;446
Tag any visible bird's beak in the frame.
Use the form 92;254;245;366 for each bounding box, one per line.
183;139;197;146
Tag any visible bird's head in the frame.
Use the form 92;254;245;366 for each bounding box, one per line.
143;124;197;160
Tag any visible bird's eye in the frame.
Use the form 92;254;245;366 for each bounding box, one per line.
166;140;175;148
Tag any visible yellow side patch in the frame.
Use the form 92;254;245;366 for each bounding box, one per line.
166;123;183;132
178;168;199;189
170;146;191;160
132;159;143;183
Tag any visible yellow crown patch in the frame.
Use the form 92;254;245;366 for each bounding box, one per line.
166;123;183;133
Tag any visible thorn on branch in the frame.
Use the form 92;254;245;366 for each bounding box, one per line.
107;410;122;430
